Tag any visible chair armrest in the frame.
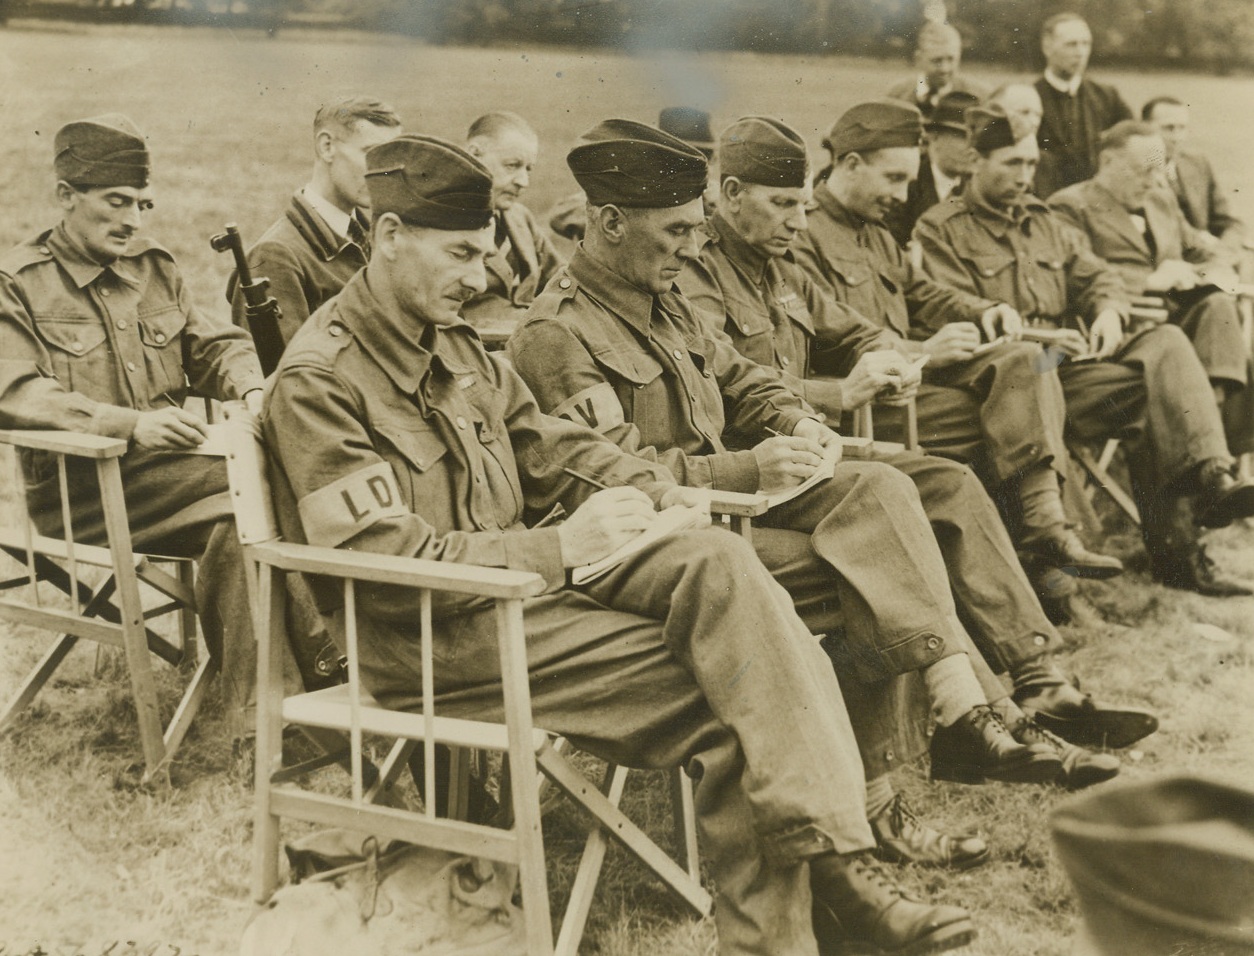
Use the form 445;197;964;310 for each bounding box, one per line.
0;429;128;459
248;540;548;599
700;490;769;517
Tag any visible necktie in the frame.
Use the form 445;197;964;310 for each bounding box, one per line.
1132;209;1157;260
347;216;371;259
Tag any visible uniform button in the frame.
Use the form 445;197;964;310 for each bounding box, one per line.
1033;635;1047;646
328;325;342;337
125;361;137;372
558;278;571;290
926;636;941;650
71;341;84;353
154;332;166;344
672;348;683;361
1027;443;1039;455
115;320;127;330
456;416;468;429
100;288;110;297
885;749;895;762
741;324;751;334
781;356;791;368
37;246;50;256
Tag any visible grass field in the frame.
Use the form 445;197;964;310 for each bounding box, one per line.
0;20;1252;956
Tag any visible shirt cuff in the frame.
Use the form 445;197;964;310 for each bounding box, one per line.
708;449;761;494
92;404;140;440
802;379;845;421
503;526;567;593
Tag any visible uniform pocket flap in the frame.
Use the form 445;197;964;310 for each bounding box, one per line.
34;314;108;356
963;254;1015;278
376;423;449;473
592;346;664;387
138;306;187;347
828;256;873;286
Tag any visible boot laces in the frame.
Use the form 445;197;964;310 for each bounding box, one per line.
851;854;906;900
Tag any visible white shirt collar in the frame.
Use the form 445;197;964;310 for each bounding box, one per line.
302;185;356;241
1043;69;1083;96
931;162;961;203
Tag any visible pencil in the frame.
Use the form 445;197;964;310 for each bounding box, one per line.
765;427;787;438
562;467;610;491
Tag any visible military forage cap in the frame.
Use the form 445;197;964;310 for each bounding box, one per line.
365;135;494;230
925;91;981;135
567;119;708;208
1052;775;1254;955
719;116;809;188
966;104;1023;153
824;99;923;157
54;113;150;189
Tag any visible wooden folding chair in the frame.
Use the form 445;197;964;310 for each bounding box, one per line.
0;430;213;785
224;408;712;955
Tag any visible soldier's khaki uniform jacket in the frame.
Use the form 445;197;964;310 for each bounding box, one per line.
0;224;263;438
913;192;1127;326
507;247;816;494
263;267;675;622
678;213;892;422
791;184;995;340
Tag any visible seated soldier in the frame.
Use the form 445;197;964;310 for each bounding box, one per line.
229;97;402;347
509;119;1152;840
915;105;1254;596
459;112;563;337
0;114;320;739
1049;120;1253;456
262;133;976;956
789;101;1120;597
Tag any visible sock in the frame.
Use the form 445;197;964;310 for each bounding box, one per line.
865;774;895;819
990;696;1025;727
923;653;988;728
1010;657;1070;694
1017;464;1068;544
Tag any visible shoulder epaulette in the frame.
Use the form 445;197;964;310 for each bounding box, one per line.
0;231;57;276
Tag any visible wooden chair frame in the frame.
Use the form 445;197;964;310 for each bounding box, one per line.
226;410;713;955
0;429;213;785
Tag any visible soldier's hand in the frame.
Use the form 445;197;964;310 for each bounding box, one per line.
793;417;842;463
1088;310;1124;359
659;486;713;526
842;349;913;408
920;322;981;367
132;407;209;450
1144;259;1198;292
753;435;825;494
244;388;264;416
558;486;657;568
980;303;1024;341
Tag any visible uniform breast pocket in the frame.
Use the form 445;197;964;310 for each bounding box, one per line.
1031;257;1069;312
137;306;188;395
34;313;113;396
593;346;666;441
375;421;450;515
959;253;1016;298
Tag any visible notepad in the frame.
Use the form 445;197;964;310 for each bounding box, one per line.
757;440;845;510
571;505;709;585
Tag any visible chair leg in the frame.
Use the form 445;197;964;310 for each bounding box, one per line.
555;763;628;956
669;767;701;884
175;559;199;665
153;655;218;781
0;634;78;733
1071;444;1141;525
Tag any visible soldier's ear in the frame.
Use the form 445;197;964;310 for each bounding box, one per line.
314;129;337;164
372;213;404;259
590;204;627;245
721;176;745;213
466;140;485;160
55;180;80;211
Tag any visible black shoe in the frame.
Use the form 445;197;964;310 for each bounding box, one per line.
811;852;975;955
1151;545;1253;597
1021;528;1124;580
1196;464;1254;528
1011;716;1120;790
1013;681;1158;749
870;794;989;870
930;704;1062;785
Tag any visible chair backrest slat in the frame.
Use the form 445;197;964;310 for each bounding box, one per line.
14;454;40;606
420;587;435;819
56;456;79;613
223;404;280;546
344;577;364;806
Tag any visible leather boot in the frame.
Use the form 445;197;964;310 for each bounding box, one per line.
1151;544;1253;597
811;851;975;955
1014;680;1158;749
870;794;989;870
1020;527;1124;579
1196;460;1254;528
930;704;1061;785
1012;716;1120;790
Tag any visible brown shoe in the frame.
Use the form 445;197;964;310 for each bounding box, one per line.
1013;681;1158;750
811;852;975;955
1012;716;1120;790
1021;528;1124;579
930;704;1062;785
871;794;989;870
1196;463;1254;528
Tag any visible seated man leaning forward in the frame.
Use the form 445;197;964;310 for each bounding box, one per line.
915;105;1254;597
261;133;975;956
509;121;1156;817
0;114;322;740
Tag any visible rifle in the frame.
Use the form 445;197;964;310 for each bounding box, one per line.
211;223;286;376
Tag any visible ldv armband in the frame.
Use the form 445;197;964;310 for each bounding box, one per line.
298;462;408;548
551;382;625;434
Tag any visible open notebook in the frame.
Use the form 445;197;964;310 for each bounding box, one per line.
571;504;709;585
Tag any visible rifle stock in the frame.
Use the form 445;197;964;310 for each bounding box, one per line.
211;222;286;376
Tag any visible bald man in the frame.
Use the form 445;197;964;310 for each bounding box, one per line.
886;21;988;119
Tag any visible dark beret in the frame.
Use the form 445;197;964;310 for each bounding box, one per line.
365;135;493;230
925;91;982;135
658;107;715;157
54;114;150;189
1052;775;1254;955
567;119;708;208
966;104;1021;153
719;116;808;189
824;99;923;157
